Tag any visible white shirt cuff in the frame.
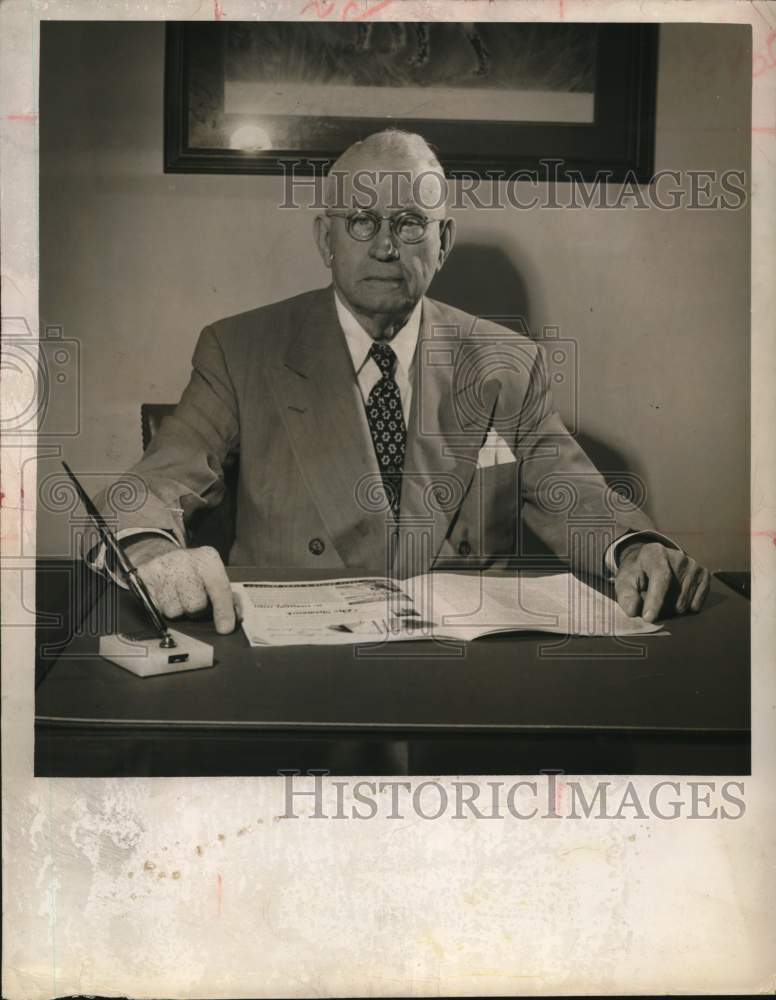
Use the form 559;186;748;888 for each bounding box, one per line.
85;528;180;589
604;530;682;577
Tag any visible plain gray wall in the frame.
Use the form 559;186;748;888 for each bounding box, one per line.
38;21;751;570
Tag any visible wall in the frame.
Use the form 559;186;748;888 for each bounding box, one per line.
38;21;750;569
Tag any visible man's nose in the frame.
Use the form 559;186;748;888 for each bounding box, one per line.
370;219;400;260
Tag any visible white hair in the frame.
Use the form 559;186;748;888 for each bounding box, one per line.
324;129;447;212
330;129;443;175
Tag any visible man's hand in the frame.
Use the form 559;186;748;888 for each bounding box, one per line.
614;541;711;623
127;540;238;635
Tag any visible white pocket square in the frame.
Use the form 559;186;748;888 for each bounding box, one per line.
476;429;516;469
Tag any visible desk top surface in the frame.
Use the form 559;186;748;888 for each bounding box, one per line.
35;563;750;734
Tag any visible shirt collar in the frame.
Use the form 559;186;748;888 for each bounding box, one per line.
334;289;423;378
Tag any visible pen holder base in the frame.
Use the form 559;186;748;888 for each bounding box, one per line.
99;629;214;677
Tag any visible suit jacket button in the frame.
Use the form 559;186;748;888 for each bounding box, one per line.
309;537;325;556
458;540;471;556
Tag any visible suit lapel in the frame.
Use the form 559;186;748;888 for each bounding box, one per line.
397;299;491;578
269;287;392;572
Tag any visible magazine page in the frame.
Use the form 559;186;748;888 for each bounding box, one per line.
411;571;665;641
233;576;438;645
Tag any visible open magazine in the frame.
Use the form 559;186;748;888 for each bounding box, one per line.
231;571;664;647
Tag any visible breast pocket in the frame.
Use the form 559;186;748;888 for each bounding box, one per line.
475;428;517;469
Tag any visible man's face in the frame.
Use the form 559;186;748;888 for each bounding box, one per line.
315;155;454;323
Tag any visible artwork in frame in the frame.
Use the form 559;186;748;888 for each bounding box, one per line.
165;21;657;181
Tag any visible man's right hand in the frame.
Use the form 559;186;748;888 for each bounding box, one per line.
124;537;237;634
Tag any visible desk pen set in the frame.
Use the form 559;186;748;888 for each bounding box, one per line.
63;462;214;677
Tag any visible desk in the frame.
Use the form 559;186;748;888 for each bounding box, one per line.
34;561;750;776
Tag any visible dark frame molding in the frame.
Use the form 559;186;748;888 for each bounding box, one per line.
164;22;658;182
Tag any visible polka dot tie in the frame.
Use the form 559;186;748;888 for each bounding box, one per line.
365;342;407;519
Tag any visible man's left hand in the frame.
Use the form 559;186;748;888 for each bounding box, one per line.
614;541;711;622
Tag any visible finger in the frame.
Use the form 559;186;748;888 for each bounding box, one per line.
675;560;700;614
194;547;235;634
641;566;671;622
615;570;644;618
671;551;690;582
690;568;711;612
175;568;210;617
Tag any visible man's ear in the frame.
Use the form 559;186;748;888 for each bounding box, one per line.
437;217;456;272
313;215;333;268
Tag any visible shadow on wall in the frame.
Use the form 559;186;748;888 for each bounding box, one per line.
430;240;654;527
429;241;530;329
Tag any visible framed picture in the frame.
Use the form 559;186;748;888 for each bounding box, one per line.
165;21;657;181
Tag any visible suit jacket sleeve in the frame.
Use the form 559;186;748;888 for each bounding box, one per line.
85;325;240;554
510;340;656;579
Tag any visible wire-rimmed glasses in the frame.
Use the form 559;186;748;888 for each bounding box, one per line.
325;208;441;245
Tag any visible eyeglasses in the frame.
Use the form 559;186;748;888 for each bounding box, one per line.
325;209;441;245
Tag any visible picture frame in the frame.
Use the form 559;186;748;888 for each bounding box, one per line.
164;21;658;181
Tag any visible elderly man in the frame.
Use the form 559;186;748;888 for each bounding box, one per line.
87;129;710;634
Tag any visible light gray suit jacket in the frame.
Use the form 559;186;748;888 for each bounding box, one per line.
95;286;655;579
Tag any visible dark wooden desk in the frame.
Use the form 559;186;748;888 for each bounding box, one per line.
34;561;750;776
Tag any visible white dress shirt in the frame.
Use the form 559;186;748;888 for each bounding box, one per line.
334;290;421;424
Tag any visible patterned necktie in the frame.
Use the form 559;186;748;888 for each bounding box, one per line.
365;342;407;519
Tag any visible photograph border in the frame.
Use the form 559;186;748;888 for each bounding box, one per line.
2;1;775;997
